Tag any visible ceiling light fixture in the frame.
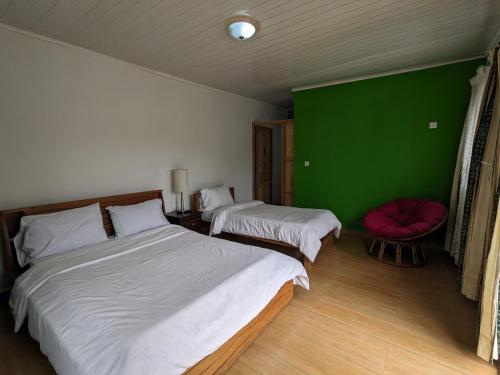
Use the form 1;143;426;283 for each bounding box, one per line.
225;15;259;41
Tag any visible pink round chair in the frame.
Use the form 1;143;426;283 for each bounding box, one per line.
363;199;448;267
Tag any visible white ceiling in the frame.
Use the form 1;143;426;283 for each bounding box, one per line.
1;0;499;107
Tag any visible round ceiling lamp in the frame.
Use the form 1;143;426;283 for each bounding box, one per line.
225;15;260;40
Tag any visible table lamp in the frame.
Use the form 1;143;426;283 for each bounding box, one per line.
173;169;188;215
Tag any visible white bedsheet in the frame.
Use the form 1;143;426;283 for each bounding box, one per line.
10;225;308;375
201;209;214;222
210;201;341;263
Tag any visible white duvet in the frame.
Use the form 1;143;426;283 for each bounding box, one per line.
10;225;308;375
210;201;342;262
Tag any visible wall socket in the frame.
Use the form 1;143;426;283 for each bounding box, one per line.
429;121;438;129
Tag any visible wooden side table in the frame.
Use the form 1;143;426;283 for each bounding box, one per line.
166;211;209;234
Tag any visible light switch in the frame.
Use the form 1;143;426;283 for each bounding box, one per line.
304;161;310;167
429;121;438;129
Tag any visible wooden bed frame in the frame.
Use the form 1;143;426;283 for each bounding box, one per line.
0;190;165;280
0;190;293;374
193;187;334;270
184;280;293;374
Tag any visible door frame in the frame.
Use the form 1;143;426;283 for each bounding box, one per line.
252;122;274;203
252;120;292;204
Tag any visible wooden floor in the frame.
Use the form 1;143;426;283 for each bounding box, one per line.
0;233;496;375
227;233;496;375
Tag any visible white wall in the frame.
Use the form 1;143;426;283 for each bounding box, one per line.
0;25;285;289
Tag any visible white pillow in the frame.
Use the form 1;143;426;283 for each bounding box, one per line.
200;186;234;211
106;199;168;238
13;203;108;267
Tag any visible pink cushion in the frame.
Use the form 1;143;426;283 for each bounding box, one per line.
363;199;447;239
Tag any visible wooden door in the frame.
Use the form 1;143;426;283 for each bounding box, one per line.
254;126;272;203
282;120;294;206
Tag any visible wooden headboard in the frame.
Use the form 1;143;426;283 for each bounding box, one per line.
0;190;165;279
193;187;235;212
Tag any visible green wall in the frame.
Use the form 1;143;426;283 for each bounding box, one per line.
294;59;483;230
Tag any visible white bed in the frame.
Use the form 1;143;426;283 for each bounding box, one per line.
203;200;342;263
10;224;308;375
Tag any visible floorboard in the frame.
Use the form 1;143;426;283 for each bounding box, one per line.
229;233;495;375
0;233;495;374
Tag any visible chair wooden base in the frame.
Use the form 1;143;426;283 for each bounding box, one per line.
368;238;426;267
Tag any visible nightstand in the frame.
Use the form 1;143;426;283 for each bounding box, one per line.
166;211;209;234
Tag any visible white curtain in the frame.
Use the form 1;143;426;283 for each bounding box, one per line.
445;66;491;261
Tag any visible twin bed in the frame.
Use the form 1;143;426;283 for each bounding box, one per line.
1;190;308;375
193;186;342;270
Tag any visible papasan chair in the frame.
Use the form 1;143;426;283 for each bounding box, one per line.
363;199;448;267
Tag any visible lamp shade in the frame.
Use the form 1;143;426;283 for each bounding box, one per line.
173;169;188;193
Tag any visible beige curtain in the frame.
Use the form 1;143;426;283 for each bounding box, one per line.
478;49;500;361
462;55;500;300
478;200;500;361
445;66;491;261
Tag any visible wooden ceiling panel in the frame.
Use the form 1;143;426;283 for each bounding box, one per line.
1;0;498;106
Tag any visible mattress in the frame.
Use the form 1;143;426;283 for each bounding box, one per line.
10;224;308;375
209;201;342;262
